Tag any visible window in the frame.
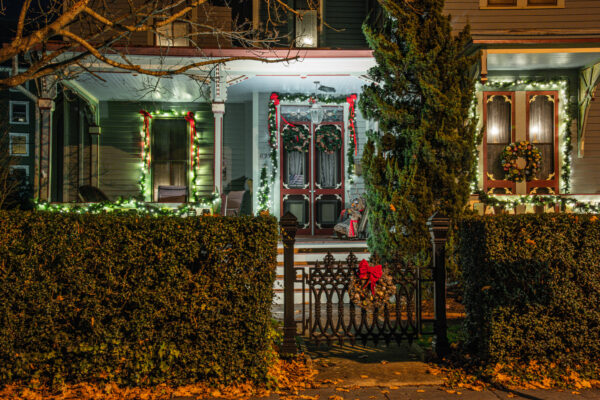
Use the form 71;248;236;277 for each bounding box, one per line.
155;22;189;47
9;133;29;156
151;118;188;201
481;0;563;8
9;101;29;124
483;92;515;194
10;165;29;179
295;10;317;48
526;91;558;193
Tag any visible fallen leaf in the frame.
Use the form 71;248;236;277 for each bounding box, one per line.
380;360;389;364
417;389;425;392
572;391;581;395
394;371;402;375
328;396;344;400
360;375;369;379
335;387;349;392
389;386;399;390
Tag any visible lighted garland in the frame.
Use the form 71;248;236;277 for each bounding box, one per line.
258;92;359;212
35;194;219;217
315;124;342;154
282;124;310;153
138;109;203;202
501;141;542;182
475;190;600;214
476;78;574;193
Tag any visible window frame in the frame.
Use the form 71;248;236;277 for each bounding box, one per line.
525;90;559;194
9;101;29;125
482;91;516;194
480;0;564;9
9;132;29;157
154;21;190;47
10;165;29;178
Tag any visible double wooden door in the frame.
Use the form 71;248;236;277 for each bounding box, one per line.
280;106;345;235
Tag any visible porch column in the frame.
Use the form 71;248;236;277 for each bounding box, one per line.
36;76;57;201
211;65;227;196
37;99;54;201
212;102;225;195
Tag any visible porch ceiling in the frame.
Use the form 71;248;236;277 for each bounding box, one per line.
488;51;600;71
66;54;376;103
226;75;368;102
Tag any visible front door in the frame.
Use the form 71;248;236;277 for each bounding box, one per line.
280;105;345;235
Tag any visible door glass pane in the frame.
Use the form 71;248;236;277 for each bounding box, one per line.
315;196;342;229
487;95;512;180
529;94;555;179
317;150;339;188
283;195;309;227
286;151;306;188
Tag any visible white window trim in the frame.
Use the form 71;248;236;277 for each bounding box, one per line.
480;0;564;9
10;165;29;178
9;101;30;125
9;132;29;157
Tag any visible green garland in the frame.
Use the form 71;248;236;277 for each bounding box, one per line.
474;190;600;214
35;194;219;217
501;141;542;182
315;124;342;154
476;78;574;193
282;124;310;153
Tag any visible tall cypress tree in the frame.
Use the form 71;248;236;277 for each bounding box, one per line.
360;0;477;265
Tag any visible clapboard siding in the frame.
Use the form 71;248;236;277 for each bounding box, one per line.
571;85;600;193
99;101;213;200
223;102;253;188
445;0;600;39
324;0;368;48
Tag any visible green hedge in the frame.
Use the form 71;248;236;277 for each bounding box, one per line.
458;214;600;368
0;211;278;387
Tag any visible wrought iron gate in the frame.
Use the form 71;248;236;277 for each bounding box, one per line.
279;212;450;356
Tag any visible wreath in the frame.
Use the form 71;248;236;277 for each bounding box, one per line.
315;124;342;154
349;260;396;310
282;124;310;153
501;141;542;182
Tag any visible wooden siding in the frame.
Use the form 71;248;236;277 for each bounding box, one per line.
571;84;600;193
223;102;253;190
65;0;231;48
323;0;368;49
444;0;600;39
98;101;213;200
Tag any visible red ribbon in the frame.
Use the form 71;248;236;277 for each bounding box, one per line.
358;259;383;296
139;110;152;168
346;94;358;156
185;111;197;166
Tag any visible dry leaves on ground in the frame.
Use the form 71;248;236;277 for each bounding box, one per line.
0;356;317;400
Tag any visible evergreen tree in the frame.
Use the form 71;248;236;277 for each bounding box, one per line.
360;0;477;265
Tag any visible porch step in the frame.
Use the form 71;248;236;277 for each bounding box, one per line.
273;239;370;304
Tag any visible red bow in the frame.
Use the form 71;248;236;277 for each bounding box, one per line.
358;259;382;296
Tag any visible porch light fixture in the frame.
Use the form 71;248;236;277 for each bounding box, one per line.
310;81;324;124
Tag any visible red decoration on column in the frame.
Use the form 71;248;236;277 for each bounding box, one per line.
185;111;197;165
139;110;152;168
346;94;358;156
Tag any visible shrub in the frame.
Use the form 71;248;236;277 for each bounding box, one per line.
0;211;278;387
458;214;600;369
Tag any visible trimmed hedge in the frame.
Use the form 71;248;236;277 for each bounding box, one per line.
458;214;600;367
0;211;278;387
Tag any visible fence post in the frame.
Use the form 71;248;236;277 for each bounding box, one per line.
427;213;450;358
280;211;298;355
